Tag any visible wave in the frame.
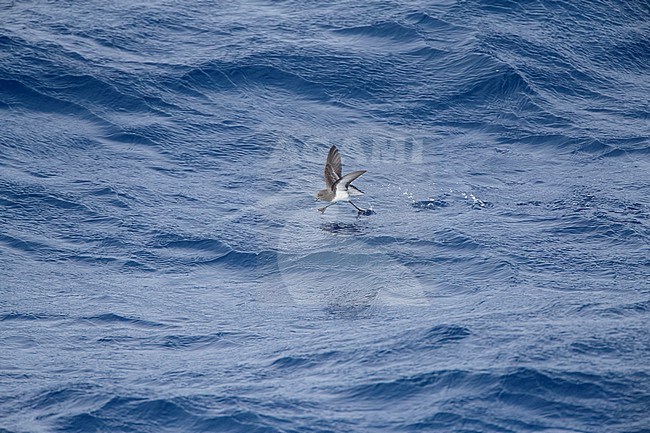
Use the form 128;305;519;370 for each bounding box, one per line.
180;61;332;102
80;313;169;329
332;21;421;44
54;394;294;433
0;312;59;322
347;367;649;431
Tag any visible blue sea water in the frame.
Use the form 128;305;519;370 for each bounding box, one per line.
1;0;649;431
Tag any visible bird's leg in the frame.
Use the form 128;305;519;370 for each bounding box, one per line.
348;200;365;213
318;203;334;213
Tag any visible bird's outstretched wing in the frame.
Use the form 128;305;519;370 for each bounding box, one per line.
324;145;342;189
335;170;366;192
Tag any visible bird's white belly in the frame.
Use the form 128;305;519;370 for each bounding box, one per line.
333;190;350;202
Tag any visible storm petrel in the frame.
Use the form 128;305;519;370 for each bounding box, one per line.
316;145;367;214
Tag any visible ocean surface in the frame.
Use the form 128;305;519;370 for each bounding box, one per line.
1;1;649;432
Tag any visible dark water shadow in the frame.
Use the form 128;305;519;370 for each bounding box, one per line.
320;222;364;235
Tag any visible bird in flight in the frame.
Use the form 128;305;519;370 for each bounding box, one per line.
316;145;367;214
